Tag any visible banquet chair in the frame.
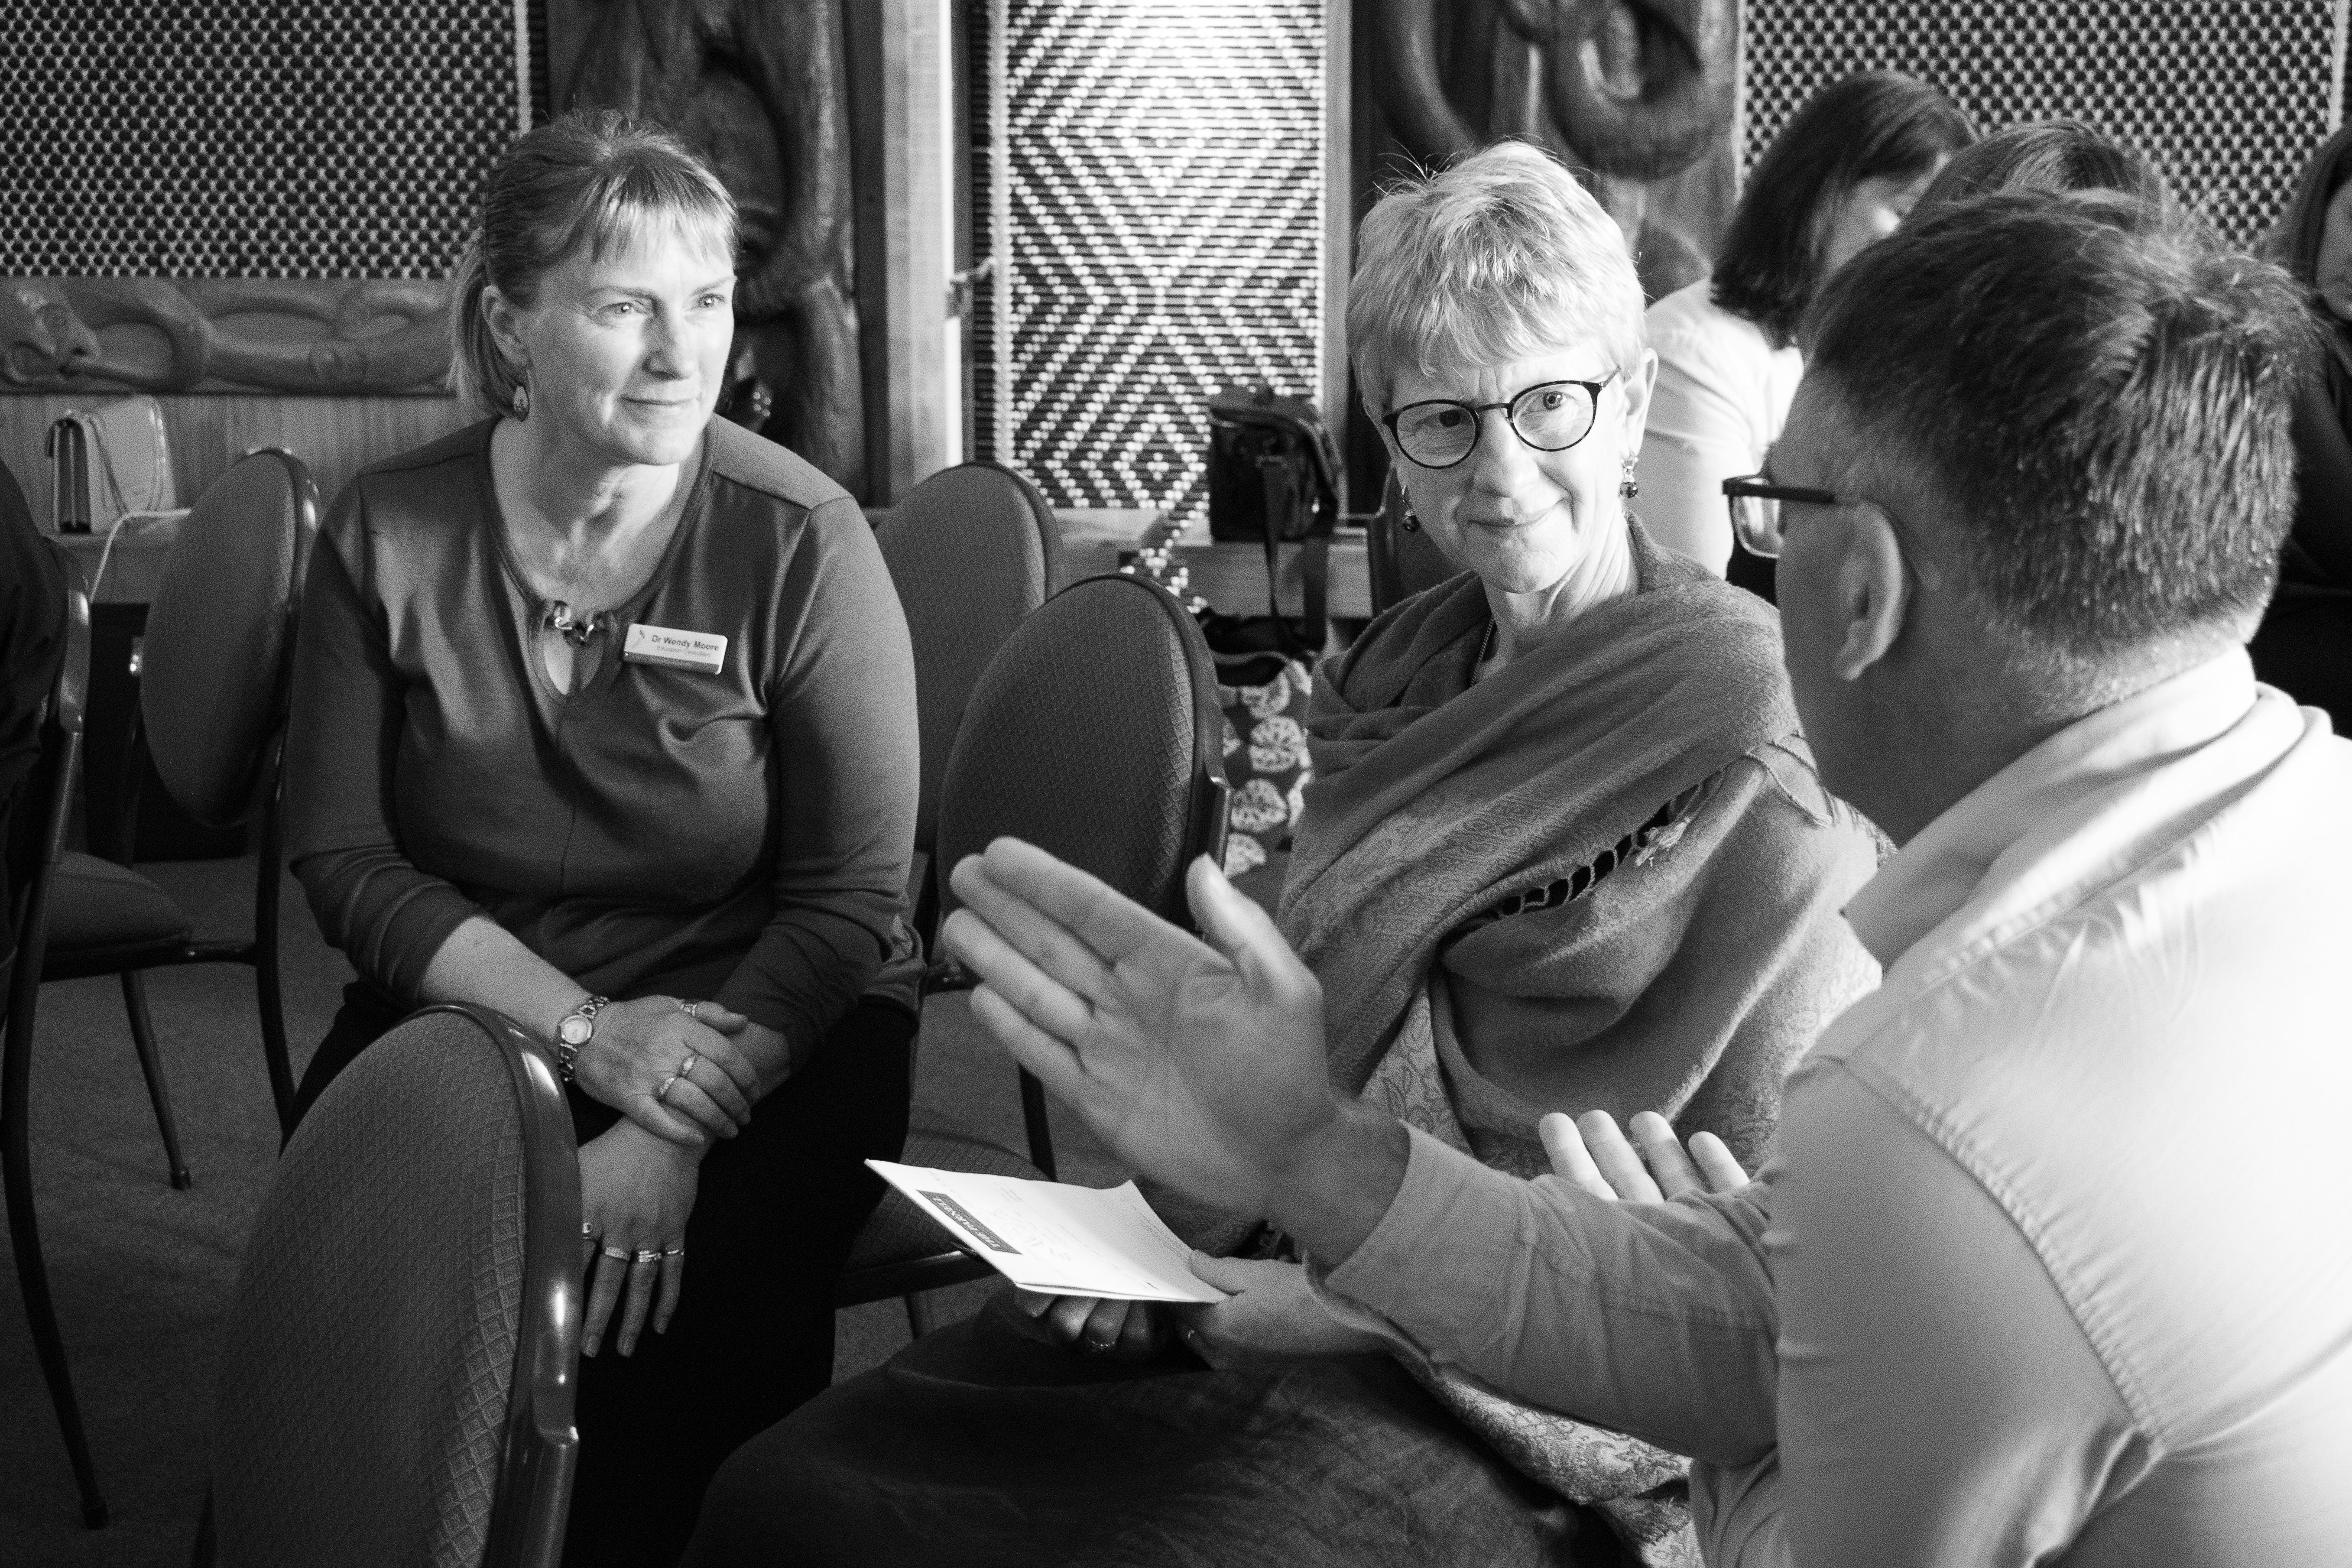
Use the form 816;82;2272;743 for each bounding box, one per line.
1366;470;1459;614
874;460;1065;940
4;548;107;1526
835;573;1230;1331
38;448;318;1187
204;1004;581;1568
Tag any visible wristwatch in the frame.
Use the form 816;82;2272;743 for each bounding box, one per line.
553;995;610;1084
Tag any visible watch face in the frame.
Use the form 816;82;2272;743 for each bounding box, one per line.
558;1016;594;1047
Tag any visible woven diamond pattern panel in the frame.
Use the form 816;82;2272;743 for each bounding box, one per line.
1742;0;2342;249
971;0;1326;519
0;0;527;277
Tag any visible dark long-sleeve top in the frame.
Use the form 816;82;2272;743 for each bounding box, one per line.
284;418;919;1052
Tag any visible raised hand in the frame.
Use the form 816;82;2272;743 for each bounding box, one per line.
941;840;1343;1222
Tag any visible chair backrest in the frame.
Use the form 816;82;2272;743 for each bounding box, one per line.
876;461;1064;859
141;448;318;828
1365;469;1460;615
211;1006;581;1568
934;573;1228;933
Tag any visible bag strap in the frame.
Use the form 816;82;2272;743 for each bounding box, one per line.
1253;455;1327;656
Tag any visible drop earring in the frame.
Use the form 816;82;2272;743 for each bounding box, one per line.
510;381;531;420
1619;453;1640;500
1400;503;1421;533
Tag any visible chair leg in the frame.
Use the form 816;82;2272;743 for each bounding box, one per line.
118;971;191;1190
903;1290;939;1340
4;1010;112;1527
253;796;296;1139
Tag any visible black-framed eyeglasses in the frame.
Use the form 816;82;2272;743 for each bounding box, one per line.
1722;473;1943;589
1382;376;1615;470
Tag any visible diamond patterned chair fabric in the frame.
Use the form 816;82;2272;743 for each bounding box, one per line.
211;1005;581;1568
934;572;1232;934
140;447;312;827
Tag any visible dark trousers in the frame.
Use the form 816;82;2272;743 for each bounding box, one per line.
295;983;915;1568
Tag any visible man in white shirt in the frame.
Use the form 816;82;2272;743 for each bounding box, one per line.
938;191;2352;1564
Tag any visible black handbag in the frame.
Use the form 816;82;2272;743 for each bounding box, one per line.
1205;385;1344;656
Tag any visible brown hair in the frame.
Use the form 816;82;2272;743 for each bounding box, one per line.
449;109;737;416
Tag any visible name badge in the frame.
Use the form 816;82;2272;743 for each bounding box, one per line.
622;623;727;675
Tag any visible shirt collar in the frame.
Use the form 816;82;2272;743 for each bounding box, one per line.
1843;648;2258;968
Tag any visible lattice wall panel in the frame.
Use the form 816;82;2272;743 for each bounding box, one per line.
0;0;529;277
1742;0;2342;249
971;0;1326;518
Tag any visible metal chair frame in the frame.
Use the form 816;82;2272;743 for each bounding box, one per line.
3;549;107;1526
44;447;317;1193
834;573;1230;1328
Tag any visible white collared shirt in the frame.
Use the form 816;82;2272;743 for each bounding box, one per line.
1320;651;2352;1565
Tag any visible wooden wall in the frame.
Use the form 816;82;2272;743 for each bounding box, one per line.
0;394;474;526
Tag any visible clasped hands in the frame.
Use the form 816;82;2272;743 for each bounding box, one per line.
570;997;763;1360
572;995;763;1149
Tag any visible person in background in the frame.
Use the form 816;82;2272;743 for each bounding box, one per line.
282;110;919;1567
2250;122;2352;729
940;191;2352;1566
688;141;1880;1568
1908;117;2168;215
0;462;66;995
1719;117;2174;599
1636;71;1973;577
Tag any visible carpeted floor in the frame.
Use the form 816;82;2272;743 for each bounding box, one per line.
0;854;1129;1566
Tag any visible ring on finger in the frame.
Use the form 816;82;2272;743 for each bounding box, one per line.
600;1245;631;1262
677;1053;698;1080
662;1247;685;1258
678;997;703;1020
582;1221;597;1239
655;1072;680;1102
631;1248;661;1266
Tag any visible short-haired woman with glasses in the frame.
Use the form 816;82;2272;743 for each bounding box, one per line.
688;142;1880;1568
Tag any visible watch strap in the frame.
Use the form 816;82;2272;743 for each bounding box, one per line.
553;994;610;1083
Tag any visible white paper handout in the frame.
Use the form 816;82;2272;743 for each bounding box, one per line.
866;1161;1229;1305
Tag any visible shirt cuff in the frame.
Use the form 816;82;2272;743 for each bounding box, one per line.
1309;1123;1527;1362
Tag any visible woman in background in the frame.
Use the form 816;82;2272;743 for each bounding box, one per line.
2251;123;2352;730
1715;116;2173;598
284;110;919;1566
1636;71;1973;576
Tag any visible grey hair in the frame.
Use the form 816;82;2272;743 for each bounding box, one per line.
1346;141;1645;418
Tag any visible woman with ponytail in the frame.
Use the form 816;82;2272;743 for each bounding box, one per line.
282;109;920;1566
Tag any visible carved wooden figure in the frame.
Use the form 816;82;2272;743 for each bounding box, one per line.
0;277;451;395
560;0;866;493
1367;0;1739;299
